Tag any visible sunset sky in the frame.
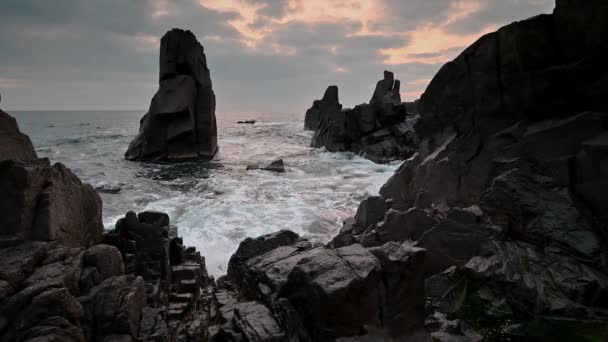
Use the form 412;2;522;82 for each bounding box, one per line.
0;0;554;113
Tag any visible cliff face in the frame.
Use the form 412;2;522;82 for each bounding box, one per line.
333;0;608;338
0;109;37;162
125;29;218;161
0;109;213;341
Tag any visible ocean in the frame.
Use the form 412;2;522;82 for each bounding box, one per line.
11;110;400;275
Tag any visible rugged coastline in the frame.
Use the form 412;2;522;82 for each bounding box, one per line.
1;0;608;341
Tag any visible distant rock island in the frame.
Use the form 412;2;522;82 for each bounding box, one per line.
305;71;418;163
125;29;218;162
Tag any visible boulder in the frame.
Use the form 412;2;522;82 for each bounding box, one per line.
278;244;382;339
246;159;286;173
0;158;103;248
227;230;299;287
232;301;285;341
79;275;146;339
125;28;217;161
0;109;37;162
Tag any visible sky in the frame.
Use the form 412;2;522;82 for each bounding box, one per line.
0;0;555;114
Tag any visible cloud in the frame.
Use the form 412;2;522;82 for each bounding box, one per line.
0;0;555;111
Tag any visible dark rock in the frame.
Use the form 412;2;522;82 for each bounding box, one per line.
278;244;383;339
125;28;217;161
0;159;103;248
232;301;285;341
95;184;121;194
227;230;299;287
83;245;124;280
79;275;146;339
370;71;400;106
0;109;37;162
354;196;389;230
481;167;600;258
139;307;168;341
416;208;499;276
463;240;608;317
304;85;341;131
367;242;426;336
308;72;416;163
246;159;286;173
237;120;256;124
105;211;171;283
425;312;483;342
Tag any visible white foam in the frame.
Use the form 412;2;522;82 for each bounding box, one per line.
133;122;401;276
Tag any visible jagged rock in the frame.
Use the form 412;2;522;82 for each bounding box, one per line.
370;71;400;106
237;239;321;301
24;245;84;296
304;85;342;131
105;211;171;283
308;72;416;163
246;159;286;173
139;307;168;341
0;109;37;162
227;230;299;288
83;245;125;280
125;28;217;161
0;158;103;248
463;240;608;317
354;196;389;230
277;244;383;339
367;242;426;335
232;301;285;341
481;167;600;258
354;207;440;248
416;208;500;276
79;275;146;339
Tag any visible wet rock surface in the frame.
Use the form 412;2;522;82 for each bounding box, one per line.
331;0;608;339
246;159;286;173
0;109;37;162
125;28;218;162
307;71;418;163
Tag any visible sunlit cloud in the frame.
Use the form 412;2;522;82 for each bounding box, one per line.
380;25;494;64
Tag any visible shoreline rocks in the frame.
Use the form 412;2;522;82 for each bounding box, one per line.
125;28;218;162
246;159;285;173
307;72;418;163
331;0;608;339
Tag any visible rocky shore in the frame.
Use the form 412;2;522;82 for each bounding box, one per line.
1;0;608;341
305;72;418;163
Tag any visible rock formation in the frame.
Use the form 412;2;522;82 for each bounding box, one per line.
304;85;341;130
331;0;608;339
0;108;214;341
125;28;218;161
307;71;418;163
0;109;37;162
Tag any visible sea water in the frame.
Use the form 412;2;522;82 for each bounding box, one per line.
12;110;400;275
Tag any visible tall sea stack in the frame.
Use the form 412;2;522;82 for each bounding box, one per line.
125;29;218;161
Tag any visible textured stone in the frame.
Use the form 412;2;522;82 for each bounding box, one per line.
0;109;37;162
0;159;103;248
125;28;217;161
